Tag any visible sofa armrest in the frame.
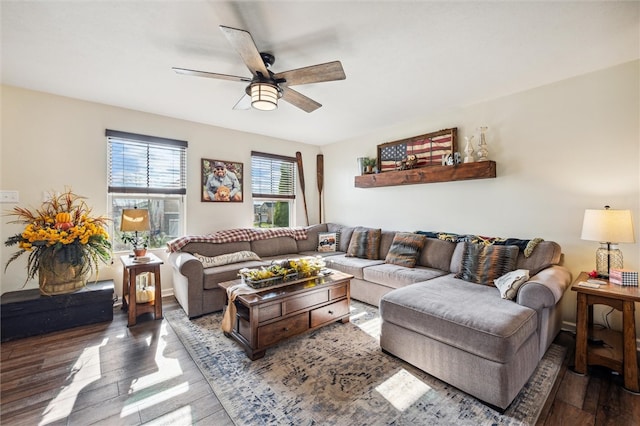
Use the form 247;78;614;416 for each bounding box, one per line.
516;265;572;311
168;251;203;277
168;251;206;317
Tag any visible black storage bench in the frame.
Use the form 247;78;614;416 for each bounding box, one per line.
1;280;115;342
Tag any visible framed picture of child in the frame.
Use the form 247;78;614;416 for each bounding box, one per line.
201;158;243;202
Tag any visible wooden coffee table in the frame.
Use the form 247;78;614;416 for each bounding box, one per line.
219;270;353;360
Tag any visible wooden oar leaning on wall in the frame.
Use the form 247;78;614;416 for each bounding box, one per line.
317;154;324;223
295;152;309;226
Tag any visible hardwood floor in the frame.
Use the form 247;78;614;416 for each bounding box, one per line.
1;297;638;425
1;298;233;426
538;332;640;426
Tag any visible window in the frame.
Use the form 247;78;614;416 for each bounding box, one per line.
251;151;296;228
107;129;187;250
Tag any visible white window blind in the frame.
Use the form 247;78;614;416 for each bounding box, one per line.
107;129;187;194
251;151;296;199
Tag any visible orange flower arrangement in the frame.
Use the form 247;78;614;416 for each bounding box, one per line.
4;189;111;284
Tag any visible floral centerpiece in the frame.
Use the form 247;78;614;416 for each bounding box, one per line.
4;189;111;295
239;257;326;289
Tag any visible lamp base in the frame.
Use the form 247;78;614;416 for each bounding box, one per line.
595;243;623;278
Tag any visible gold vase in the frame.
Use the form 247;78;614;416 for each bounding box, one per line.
39;262;86;296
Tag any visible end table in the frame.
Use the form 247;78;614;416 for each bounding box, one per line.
571;271;640;393
120;253;163;327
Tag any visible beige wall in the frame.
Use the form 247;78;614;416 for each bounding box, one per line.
0;85;320;295
321;60;640;332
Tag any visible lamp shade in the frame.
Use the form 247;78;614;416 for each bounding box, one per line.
251;83;278;111
120;209;150;232
581;208;635;243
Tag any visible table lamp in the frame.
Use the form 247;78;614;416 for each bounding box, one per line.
581;206;635;277
120;208;150;256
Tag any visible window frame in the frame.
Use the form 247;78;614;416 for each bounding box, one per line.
107;129;188;251
251;151;297;228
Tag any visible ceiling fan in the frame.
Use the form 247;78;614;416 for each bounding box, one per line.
173;25;346;113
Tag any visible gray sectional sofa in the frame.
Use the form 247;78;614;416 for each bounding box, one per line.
167;223;571;410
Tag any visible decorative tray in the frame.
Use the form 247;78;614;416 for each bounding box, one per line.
244;273;298;289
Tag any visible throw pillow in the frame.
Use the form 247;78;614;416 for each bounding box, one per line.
193;251;261;268
346;228;382;260
317;232;338;252
385;232;427;268
494;269;530;300
455;243;519;285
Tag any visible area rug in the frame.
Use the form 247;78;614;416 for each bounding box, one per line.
165;301;565;425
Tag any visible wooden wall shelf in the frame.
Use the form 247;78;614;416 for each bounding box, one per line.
354;161;496;188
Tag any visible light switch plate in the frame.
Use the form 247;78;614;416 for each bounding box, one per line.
0;190;19;203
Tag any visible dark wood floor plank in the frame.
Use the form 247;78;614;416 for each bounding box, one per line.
556;369;590;408
544;399;595;426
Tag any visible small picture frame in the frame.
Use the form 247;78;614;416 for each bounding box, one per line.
202;158;243;202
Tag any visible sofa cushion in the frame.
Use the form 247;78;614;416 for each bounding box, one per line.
455;243;519;285
346;228;382;259
363;263;447;289
378;230;398;260
297;250;345;258
323;254;384;280
328;223;355;252
295;224;329;252
251;236;298;258
516;241;562;275
193;250;261;268
449;242;465;274
380;277;538;363
417;237;456;271
494;269;530;300
385;232;426;268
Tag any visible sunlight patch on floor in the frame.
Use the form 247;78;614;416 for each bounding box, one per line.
128;324;183;392
39;338;108;425
121;381;190;417
355;316;382;338
142;405;194;425
375;369;432;411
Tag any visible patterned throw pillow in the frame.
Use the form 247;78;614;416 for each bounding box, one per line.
346;228;382;260
494;269;530;300
455;243;519;285
317;232;338;252
193;251;261;268
385;232;427;268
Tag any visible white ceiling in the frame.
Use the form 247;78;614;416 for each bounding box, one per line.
2;1;638;145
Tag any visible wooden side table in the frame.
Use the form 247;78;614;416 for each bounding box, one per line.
120;253;163;327
571;271;640;393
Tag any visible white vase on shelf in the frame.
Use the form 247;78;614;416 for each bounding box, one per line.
463;136;475;163
477;126;489;162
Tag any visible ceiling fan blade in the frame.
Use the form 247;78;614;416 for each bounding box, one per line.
172;67;251;83
274;61;346;86
233;94;252;110
219;26;269;78
281;87;322;113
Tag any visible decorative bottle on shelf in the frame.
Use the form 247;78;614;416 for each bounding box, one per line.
463;136;475;163
477;126;489;162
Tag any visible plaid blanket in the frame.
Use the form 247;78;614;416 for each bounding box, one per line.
167;227;308;252
415;231;543;258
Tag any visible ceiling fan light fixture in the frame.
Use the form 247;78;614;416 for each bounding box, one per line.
251;82;279;111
